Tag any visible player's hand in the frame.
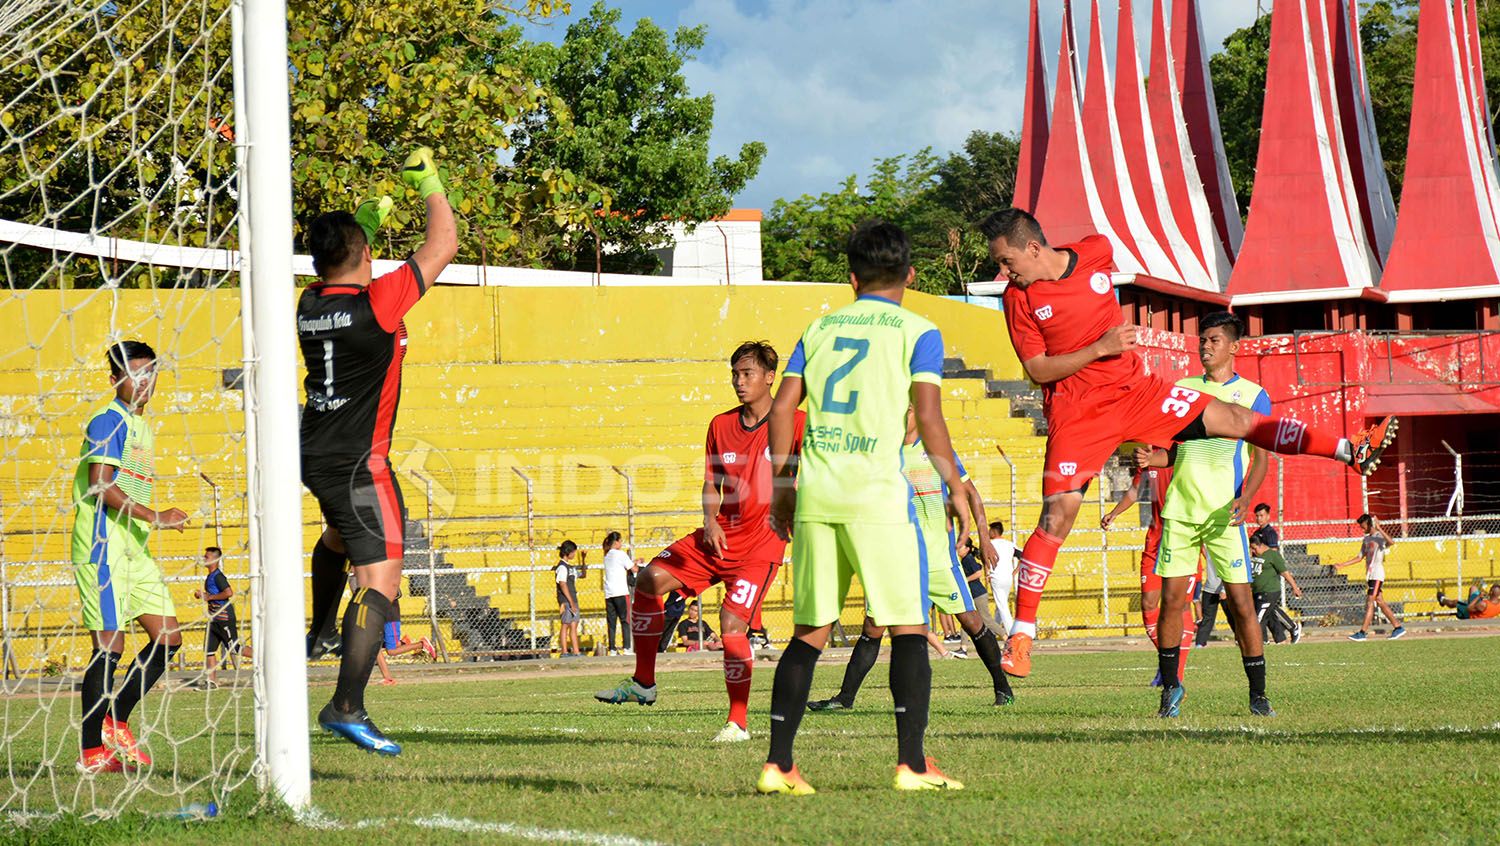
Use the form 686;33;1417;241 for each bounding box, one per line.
193;589;203;599
154;507;189;531
949;501;973;559
980;536;1000;568
1292;586;1303;598
702;521;729;557
1093;324;1139;358
769;488;797;542
1100;511;1117;531
1230;495;1252;526
401;146;445;199
1133;446;1154;469
354;195;394;242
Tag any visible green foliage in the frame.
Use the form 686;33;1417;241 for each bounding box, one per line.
287;0;606;267
509;2;765;273
762;131;1018;294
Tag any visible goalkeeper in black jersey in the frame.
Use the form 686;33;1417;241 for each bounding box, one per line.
297;148;456;755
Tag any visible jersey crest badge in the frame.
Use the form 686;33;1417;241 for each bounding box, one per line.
1035;305;1054;321
1090;272;1111;294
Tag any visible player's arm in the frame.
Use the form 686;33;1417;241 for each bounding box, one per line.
959;478;999;567
403;147;458;287
911;381;971;543
701;425;728;556
1019;324;1138;385
1375;517;1396;546
87;464;187;531
1134;445;1174;469
1232;390;1273;525
1280;568;1302;598
1102;478;1140;529
767;364;806;542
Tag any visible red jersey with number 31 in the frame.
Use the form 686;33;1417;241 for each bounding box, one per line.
1002;235;1140;413
705;408;805;563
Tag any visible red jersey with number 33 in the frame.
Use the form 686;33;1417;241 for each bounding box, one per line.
1002;235;1141;412
705;408;805;563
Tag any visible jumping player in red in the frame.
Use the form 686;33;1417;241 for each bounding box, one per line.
980;209;1396;678
1100;463;1199;686
595;341;806;743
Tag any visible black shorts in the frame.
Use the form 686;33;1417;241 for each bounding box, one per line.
206;619;241;654
303;456;407;566
1366;579;1384;598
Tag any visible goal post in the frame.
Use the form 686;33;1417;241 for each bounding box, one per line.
239;0;310;809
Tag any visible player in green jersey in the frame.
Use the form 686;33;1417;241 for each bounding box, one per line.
758;221;971;795
1139;312;1276;718
72;341;191;773
807;407;1014;713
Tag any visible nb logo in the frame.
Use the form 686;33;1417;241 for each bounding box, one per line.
1058;462;1078;476
1276;419;1304;448
1035;305;1054;321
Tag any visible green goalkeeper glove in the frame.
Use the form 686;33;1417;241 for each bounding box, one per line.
401;146;445;200
353;195;394;243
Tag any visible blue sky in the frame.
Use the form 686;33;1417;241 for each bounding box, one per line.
525;1;1268;211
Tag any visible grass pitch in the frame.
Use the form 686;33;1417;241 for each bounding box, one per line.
7;633;1499;845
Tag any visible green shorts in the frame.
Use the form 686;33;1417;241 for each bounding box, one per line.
1158;511;1251;585
923;523;974;616
791;520;928;627
73;526;176;631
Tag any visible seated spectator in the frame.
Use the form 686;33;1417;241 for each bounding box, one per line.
676;601;722;651
1437;582;1500;620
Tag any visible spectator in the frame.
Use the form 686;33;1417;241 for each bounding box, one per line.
1195;559;1240;647
938;612;963;653
374;602;436;685
987;521;1017;633
1249;536;1303;644
601;531;636;656
1437;582;1500;620
676;601;722;651
194;546;252;688
555;540;583;657
959;539;1005;637
1331;514;1406;641
1249;503;1280;549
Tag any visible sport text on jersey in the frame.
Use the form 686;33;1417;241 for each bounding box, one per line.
804;423;879;455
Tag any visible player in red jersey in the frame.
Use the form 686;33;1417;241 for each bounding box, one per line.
1101;463;1199;685
595;341;806;743
979;209;1397;678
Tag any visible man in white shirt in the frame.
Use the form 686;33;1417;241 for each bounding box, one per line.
987;521;1017;633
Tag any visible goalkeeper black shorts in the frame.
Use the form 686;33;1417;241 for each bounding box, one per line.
302;455;407;567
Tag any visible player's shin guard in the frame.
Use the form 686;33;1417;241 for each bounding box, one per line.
1142;606;1160;648
1012;530;1063;636
967;625;1013;699
630;590;665;687
767;637;821;771
80;648;121;749
112;641;179;723
307;538;349;647
837;634;881;706
1245;415;1345;460
1242;655;1267;699
1156;645;1181;690
331;588;394;714
888;634;931;773
722;632;753;729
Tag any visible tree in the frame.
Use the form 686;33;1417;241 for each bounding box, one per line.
509;2;765;273
762;131;1018;294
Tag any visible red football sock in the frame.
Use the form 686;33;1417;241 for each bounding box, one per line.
1244;415;1343;459
1142;605;1160;648
1013;529;1064;627
1178;607;1197;682
722;632;753;730
631;590;665;687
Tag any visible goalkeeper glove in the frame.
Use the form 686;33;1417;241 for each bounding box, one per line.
401;146;445;200
353;195;394;243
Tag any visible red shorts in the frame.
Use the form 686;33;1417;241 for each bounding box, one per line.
653;530;779;624
1042;374;1214;497
1139;522;1164;593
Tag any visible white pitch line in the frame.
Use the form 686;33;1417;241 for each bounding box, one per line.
296;808;666;845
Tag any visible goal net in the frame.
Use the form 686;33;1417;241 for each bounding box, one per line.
1;0;307;820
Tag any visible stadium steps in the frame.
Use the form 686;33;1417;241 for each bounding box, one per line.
985;378;1047;435
1282;543;1404;624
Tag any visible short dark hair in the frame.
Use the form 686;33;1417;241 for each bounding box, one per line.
602;531;621;552
306;211;367;278
979;208;1047;247
846;220;911;287
1356;513;1373;528
1254;503;1271;514
205;546;223;557
106;340;156;378
1249;534;1268;547
989;521;1005;536
1200;310;1247;341
730;341;778;373
559;540;578;557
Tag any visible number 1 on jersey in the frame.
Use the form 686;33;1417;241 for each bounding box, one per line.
822;336;869;414
322;339;335;397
